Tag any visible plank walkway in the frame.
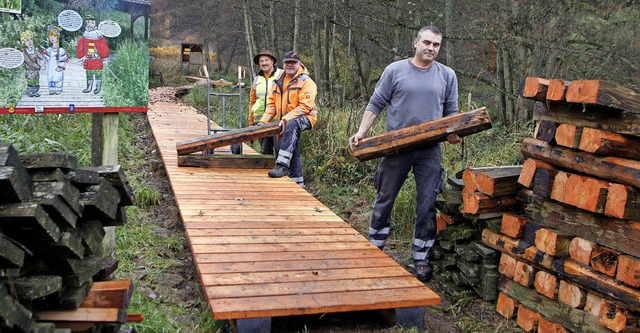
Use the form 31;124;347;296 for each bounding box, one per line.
147;93;440;327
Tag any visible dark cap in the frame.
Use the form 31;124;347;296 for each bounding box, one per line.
253;49;277;65
85;13;96;21
283;51;300;62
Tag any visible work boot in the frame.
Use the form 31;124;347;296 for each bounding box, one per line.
415;262;433;282
25;86;33;97
94;79;102;94
83;79;93;93
32;85;41;97
268;164;289;178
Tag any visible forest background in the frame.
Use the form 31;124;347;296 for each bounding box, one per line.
0;0;639;332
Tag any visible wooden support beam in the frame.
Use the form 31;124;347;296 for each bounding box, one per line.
523;192;640;258
590;246;619;278
518;158;554;188
521;77;549;101
178;154;276;169
475;166;523;197
521;137;640;188
35;308;127;323
495;292;519;318
535;228;571;257
483;228;640;312
534;120;558;143
176;123;280;155
500;213;529;239
605;183;640;220
499;253;517;278
534;270;558;299
533;101;640;137
80;280;133;309
547;79;571;101
579;127;640;160
350;107;492;162
554;124;582;149
569;237;596;267
538;317;570;333
617;255;640;288
565;80;640;113
558;280;586;309
499;278;611;333
516;306;540;332
461;192;519;214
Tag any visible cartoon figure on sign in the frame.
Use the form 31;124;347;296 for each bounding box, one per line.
76;13;109;94
42;25;68;95
21;30;45;97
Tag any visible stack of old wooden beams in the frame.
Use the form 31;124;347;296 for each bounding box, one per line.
0;142;140;332
482;78;640;332
432;166;522;300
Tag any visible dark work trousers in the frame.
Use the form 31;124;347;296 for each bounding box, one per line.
259;136;275;155
368;145;444;265
274;116;311;187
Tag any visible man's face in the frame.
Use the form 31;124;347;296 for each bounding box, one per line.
24;36;33;48
284;60;300;77
413;30;442;65
86;19;96;31
258;55;274;73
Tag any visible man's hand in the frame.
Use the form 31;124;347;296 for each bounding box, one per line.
446;133;461;144
349;132;364;147
255;121;264;126
278;119;287;135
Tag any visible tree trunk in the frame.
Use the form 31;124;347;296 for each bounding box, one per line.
292;0;300;51
269;0;278;56
444;0;454;67
242;0;256;75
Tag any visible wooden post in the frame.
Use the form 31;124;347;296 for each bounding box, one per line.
92;113;119;260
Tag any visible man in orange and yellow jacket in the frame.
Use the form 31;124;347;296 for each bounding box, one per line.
257;51;318;188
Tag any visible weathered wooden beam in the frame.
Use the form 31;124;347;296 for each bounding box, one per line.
0;166;33;204
533;101;640;137
522;192;640;258
499;278;610;333
0;233;25;268
19;153;78;170
475;166;522;197
1;275;63;300
547;79;571;101
521;137;640;189
177;154;276;169
579;127;640;160
350;107;492;162
82;165;135;206
176;123;280;155
0;203;61;244
483;228;640;312
565;80;640;113
35;308;127;323
520;77;549;101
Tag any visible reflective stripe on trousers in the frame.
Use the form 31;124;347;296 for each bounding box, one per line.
274;116;311;187
367;145;443;263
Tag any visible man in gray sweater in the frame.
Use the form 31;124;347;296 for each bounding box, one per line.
349;26;461;282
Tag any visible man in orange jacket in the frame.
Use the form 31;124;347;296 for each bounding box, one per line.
257;51;318;188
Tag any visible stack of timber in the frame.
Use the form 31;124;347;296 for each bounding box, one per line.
481;78;640;332
0;142;140;332
432;165;522;301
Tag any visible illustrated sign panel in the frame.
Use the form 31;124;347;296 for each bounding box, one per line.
0;1;148;113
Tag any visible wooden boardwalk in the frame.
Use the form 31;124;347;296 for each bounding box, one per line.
147;94;440;328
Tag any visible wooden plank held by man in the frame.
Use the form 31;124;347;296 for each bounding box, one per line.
349;107;492;162
176;122;280;155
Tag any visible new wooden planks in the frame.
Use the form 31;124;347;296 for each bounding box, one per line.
148;98;441;322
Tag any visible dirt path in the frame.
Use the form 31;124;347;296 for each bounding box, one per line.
139;85;521;333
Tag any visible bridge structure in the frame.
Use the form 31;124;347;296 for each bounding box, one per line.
147;94;440;332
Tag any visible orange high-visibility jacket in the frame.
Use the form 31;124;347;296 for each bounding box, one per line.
260;63;318;127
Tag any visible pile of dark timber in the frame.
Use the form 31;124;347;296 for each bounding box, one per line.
433;165;522;301
481;78;640;333
0;142;140;333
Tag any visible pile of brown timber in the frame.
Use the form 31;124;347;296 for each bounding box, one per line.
0;142;141;333
482;78;640;332
433;165;522;300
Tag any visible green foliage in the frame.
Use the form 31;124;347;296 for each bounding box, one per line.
0;114;92;164
103;39;149;106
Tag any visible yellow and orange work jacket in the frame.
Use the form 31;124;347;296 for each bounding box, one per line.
260;63;318;127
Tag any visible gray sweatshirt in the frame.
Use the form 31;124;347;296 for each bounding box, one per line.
366;59;459;132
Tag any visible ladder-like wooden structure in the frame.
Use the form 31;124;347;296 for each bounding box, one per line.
147;97;440;332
